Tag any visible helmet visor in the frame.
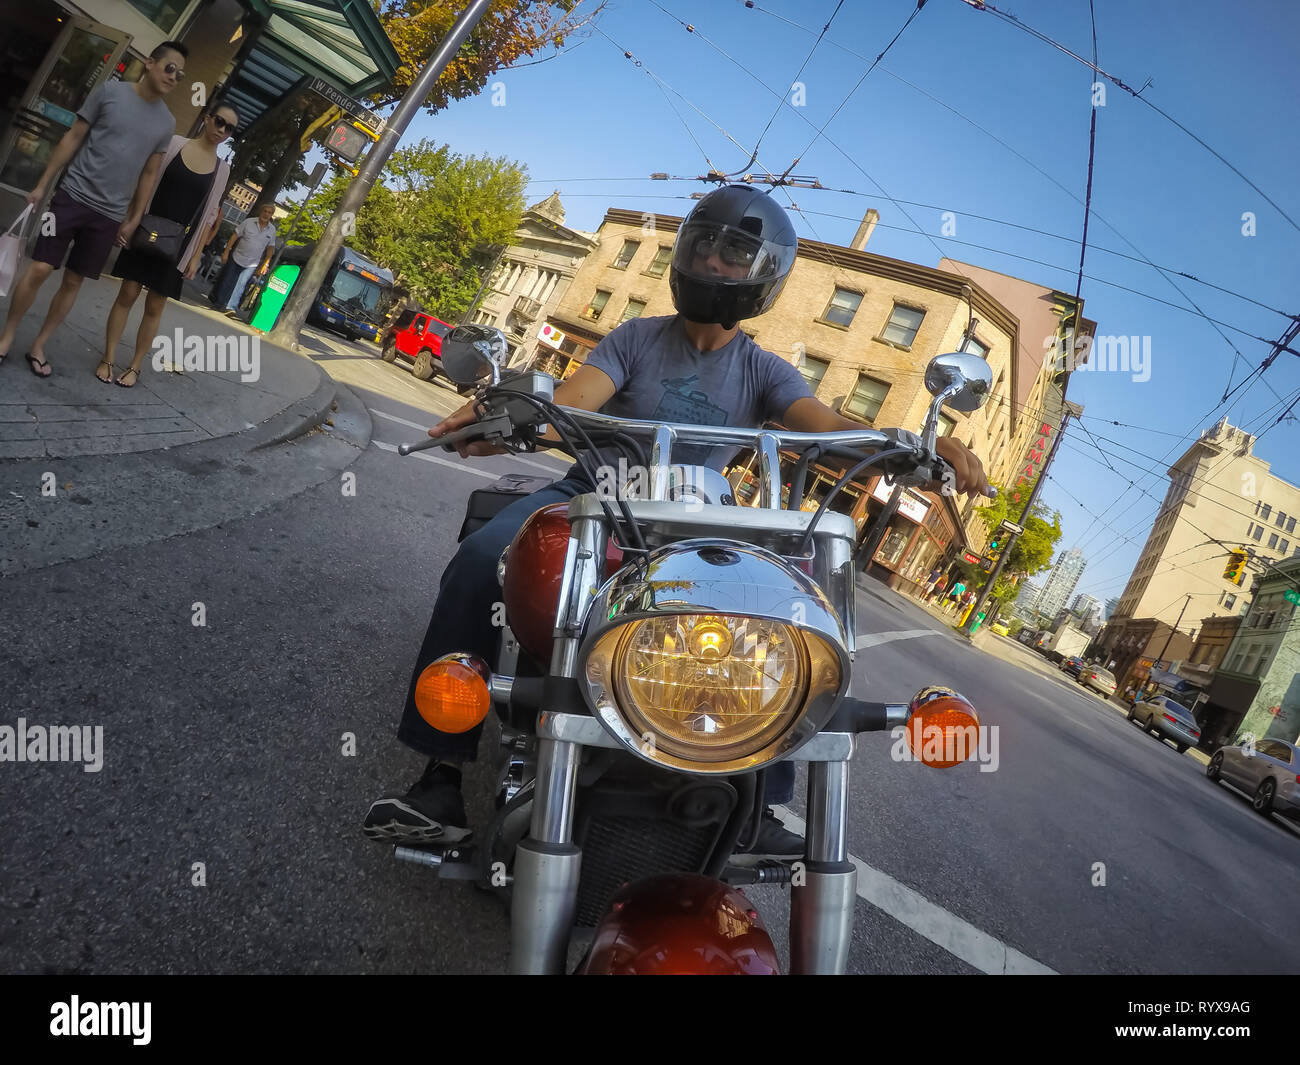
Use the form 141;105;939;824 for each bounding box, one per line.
672;220;794;283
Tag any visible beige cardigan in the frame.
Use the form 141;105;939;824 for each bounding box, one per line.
140;135;231;270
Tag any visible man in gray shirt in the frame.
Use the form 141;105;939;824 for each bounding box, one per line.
0;41;181;377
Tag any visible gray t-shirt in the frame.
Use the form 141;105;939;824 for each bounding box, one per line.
231;217;277;267
61;80;175;221
583;314;811;470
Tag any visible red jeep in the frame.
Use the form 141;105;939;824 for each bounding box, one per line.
380;309;454;382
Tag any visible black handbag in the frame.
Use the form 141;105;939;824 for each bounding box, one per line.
130;214;189;260
457;474;555;542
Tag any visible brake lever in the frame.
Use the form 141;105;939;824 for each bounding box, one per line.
397;412;515;455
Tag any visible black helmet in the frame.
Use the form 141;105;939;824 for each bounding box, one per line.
669;185;797;328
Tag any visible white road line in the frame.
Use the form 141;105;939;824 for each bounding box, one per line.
373;440;501;480
369;407;438;432
856;628;944;650
772;808;1057;975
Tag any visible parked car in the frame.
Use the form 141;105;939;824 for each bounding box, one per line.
1060;656;1086;678
380;309;454;383
1079;665;1116;697
1127;695;1201;753
990;621;1011;636
1207;738;1300;821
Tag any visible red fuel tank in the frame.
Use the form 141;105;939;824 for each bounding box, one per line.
577;874;779;975
503;503;624;665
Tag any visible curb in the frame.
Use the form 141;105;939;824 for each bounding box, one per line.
248;374;339;450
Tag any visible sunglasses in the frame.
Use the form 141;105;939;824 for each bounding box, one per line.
691;232;758;268
210;115;237;133
160;62;185;79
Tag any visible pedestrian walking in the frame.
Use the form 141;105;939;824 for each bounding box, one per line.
221;201;277;316
921;566;944;602
0;42;184;377
943;579;967;613
99;102;235;387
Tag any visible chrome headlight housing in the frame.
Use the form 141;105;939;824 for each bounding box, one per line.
580;540;849;773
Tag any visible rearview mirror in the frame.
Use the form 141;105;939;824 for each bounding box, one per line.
441;325;509;385
924;352;993;413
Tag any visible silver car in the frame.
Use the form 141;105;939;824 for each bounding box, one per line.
1079;665;1116;697
1207;738;1300;822
1127;694;1201;753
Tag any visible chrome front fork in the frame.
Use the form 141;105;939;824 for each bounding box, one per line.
508;512;605;975
790;759;856;975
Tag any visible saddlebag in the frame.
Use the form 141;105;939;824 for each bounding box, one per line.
457;473;555;542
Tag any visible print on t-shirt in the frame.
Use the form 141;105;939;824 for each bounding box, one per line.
652;373;730;426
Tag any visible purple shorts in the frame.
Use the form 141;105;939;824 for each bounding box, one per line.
31;189;120;280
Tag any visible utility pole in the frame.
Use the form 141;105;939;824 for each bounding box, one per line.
1155;594;1192;671
268;0;494;349
960;405;1077;634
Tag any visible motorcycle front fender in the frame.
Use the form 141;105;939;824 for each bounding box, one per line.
576;874;779;975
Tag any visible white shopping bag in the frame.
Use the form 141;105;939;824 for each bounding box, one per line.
0;204;34;299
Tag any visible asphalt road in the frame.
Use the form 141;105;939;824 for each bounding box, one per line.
2;331;1296;974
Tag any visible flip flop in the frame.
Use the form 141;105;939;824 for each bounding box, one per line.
116;366;140;388
25;353;51;378
95;359;115;384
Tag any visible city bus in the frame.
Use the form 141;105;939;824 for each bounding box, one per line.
250;242;396;342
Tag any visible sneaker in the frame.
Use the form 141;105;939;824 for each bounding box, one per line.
736;807;803;858
362;760;472;845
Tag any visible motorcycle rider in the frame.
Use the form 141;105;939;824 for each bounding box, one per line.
363;185;990;852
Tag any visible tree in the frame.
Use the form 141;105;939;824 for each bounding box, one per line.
966;480;1062;608
287;140;527;318
376;2;600;112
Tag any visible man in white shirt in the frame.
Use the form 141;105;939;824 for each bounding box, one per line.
220;202;276;315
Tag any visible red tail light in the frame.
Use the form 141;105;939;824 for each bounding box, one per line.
1163;714;1178;724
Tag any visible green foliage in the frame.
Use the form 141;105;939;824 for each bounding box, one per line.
287;141;528;318
966;479;1063;606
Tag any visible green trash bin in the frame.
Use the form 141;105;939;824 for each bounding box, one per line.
249;264;302;333
970;610;987;634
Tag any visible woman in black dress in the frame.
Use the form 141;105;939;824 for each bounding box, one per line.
99;102;237;387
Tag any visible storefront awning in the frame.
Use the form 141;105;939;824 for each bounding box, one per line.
242;0;401;95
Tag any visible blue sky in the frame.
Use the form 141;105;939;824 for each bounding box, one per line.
361;0;1300;609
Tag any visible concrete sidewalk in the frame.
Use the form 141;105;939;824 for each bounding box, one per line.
0;273;333;459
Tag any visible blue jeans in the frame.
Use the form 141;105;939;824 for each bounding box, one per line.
395;477;795;804
224;263;256;311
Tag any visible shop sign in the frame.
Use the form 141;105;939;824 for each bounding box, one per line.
871;479;930;522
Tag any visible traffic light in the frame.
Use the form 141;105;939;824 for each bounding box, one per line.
989;538;1000;551
1222;549;1248;585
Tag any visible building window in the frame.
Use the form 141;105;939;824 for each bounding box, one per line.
1253;525;1263;541
799;354;829;392
612;239;639;269
1278;511;1288;528
937;412;957;437
880;304;925;347
822;288;862;327
644;245;672;278
1248;523;1256;538
1224;594;1236;610
620;298;646;324
1260;503;1272;521
844;375;890;424
1269;533;1279;549
962;336;989;359
1282;538;1291;554
583;289;611;320
1288;516;1297;534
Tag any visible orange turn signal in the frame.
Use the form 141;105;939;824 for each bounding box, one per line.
905;686;981;768
413;654;491;733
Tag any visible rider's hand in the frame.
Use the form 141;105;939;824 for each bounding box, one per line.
25;183;46;207
933;437;991;498
429;398;506;458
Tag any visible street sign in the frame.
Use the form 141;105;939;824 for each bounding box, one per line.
1285;588;1300;605
538;323;566;349
962;551;980;564
307;77;383;133
999;520;1024;535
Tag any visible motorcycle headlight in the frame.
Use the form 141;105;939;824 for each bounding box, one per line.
581;541;849;773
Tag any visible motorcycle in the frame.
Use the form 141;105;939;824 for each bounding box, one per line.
388;325;995;974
